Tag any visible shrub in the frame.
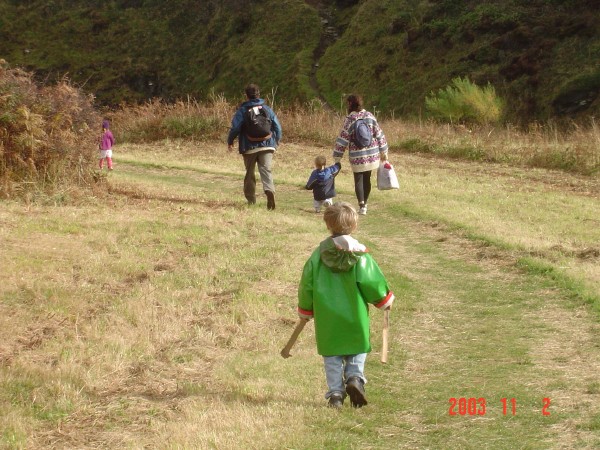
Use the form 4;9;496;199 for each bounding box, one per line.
0;61;100;199
110;97;231;144
425;77;503;125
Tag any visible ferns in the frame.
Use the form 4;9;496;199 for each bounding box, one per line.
0;62;100;198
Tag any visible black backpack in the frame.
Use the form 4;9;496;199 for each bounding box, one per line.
244;105;272;141
351;118;372;148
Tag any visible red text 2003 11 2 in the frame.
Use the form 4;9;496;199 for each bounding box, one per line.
448;398;551;416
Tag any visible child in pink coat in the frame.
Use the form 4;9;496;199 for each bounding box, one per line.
99;120;115;170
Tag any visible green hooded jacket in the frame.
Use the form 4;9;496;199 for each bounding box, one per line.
298;235;394;356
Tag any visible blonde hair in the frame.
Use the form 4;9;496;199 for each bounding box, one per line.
323;201;358;235
315;155;326;168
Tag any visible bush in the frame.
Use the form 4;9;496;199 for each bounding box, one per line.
110;97;232;144
425;77;503;125
0;61;100;199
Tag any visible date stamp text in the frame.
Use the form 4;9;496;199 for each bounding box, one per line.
448;397;551;416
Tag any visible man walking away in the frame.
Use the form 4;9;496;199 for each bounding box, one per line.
227;84;282;210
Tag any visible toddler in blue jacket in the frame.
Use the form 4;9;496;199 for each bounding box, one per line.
305;156;341;213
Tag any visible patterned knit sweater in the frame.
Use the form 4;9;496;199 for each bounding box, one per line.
333;109;388;173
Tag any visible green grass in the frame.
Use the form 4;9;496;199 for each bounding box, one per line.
1;141;599;448
517;257;600;315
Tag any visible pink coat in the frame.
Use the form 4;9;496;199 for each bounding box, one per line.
100;130;114;150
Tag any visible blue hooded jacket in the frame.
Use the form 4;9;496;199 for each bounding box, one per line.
227;98;282;154
305;162;341;201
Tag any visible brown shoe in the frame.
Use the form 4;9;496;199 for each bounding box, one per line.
265;190;275;210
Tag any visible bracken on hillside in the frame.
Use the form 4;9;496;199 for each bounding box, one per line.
0;60;100;198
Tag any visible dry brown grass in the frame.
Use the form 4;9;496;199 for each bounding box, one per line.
110;97;600;175
381;118;600;174
108;94;233;144
0;62;100;199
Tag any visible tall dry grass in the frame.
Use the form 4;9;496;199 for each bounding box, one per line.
385;118;600;174
111;96;600;175
0;61;100;200
108;94;233;144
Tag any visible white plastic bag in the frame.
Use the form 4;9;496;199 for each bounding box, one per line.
377;162;399;190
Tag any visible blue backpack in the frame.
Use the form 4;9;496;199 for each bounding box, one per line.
352;119;371;148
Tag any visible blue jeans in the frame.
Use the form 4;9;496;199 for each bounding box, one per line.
323;353;367;399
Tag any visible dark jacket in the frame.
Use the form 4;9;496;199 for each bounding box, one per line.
227;98;282;154
305;162;341;201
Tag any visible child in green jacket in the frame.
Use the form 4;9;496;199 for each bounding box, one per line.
297;201;394;408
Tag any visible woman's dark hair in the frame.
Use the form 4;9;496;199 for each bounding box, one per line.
347;94;363;113
245;84;260;99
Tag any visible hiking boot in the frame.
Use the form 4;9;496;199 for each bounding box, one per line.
328;393;344;409
346;377;368;408
358;204;367;215
265;190;276;210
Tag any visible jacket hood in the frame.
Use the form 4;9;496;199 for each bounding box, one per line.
319;235;367;272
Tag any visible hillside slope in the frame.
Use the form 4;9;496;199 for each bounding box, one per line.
0;0;598;122
318;0;600;121
0;0;321;104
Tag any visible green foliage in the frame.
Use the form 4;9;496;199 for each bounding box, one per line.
0;0;599;123
317;0;600;123
425;77;503;124
0;0;321;105
552;71;600;115
442;143;486;160
398;137;487;161
527;147;578;172
457;3;523;32
399;138;433;153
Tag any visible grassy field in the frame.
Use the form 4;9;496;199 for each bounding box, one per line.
1;140;599;449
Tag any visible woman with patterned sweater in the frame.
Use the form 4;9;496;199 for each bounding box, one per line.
333;94;389;215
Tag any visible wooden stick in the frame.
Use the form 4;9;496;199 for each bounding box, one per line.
280;318;308;359
381;309;390;364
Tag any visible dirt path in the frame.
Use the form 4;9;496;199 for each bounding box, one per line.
305;0;338;110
